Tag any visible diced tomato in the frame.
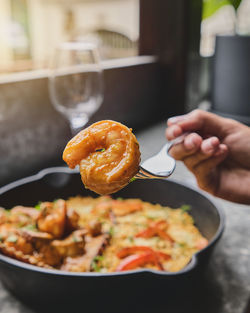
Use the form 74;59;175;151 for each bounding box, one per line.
135;220;174;243
195;238;208;250
156;251;171;261
111;200;142;216
116;246;171;271
135;228;155;238
116;252;163;271
117;246;154;258
116;253;151;271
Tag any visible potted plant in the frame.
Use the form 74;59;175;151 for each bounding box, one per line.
203;0;250;124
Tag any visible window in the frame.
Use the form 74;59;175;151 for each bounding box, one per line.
0;0;139;74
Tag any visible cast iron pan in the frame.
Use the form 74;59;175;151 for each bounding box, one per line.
0;167;224;312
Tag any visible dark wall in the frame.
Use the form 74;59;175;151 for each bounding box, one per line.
0;60;166;186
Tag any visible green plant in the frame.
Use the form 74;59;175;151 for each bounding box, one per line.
202;0;242;19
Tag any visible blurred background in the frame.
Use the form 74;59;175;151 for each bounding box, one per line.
0;0;249;185
0;0;249;73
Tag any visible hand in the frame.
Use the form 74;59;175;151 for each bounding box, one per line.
166;109;250;204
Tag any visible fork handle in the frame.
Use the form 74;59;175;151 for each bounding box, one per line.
167;132;190;151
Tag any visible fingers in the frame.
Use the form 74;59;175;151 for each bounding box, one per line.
168;134;229;194
190;144;228;193
183;138;222;170
169;134;220;161
168;133;202;160
166;109;231;140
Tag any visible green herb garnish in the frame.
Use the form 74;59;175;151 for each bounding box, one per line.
180;204;191;213
129;177;136;183
91;255;104;272
96;148;105;152
177;242;187;248
72;235;81;243
128;236;134;243
22;224;37;231
34;202;42;210
117;197;123;201
109;226;114;237
7;235;18;243
147;216;157;220
94;255;104;262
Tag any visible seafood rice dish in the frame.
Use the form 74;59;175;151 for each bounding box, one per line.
0;196;208;272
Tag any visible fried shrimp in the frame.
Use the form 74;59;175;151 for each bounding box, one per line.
63;120;141;195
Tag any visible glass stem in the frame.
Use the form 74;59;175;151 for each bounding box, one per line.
69;114;89;136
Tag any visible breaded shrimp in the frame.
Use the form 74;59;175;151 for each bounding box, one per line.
63;120;141;195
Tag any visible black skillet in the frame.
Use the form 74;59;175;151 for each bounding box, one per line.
0;167;224;312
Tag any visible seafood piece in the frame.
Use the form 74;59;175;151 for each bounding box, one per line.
91;199;142;217
111;199;142;216
0;224;33;255
61;234;109;272
0;223;16;240
37;200;66;238
0;208;8;225
17;229;53;242
86;220;102;237
63;120;141;195
65;207;80;234
17;229;61;267
9;206;39;226
52;229;86;257
0;241;52;269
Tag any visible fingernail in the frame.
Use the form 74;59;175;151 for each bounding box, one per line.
185;137;196;150
214;145;227;156
203;138;218;154
168;125;182;139
168;115;186;125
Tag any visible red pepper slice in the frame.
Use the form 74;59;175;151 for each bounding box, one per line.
116;246;171;271
135;220;174;243
116;252;162;271
117;246;154;258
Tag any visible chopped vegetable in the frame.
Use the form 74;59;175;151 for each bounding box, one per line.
116;253;154;271
129;177;136;183
21;224;37;231
7;235;18;243
91;255;104;272
109;226;114;237
116;246;171;271
135;220;174;243
128;236;134;243
95;148;105;152
34;202;42;210
180;204;191;213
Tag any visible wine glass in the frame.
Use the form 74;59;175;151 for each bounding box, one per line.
49;41;103;136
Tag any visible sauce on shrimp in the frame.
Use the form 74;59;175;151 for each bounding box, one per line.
63;120;141;195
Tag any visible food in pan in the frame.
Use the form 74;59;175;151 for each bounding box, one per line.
0;196;208;272
63;120;141;195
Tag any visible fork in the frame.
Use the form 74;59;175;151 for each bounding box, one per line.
135;134;187;180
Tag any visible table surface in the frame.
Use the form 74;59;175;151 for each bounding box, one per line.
1;122;250;313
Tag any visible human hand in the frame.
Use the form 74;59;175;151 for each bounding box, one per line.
166;110;250;204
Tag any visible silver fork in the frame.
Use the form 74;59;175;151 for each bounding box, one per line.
135;134;187;180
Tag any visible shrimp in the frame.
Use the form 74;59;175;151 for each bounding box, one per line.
37;200;66;238
63;120;141;195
